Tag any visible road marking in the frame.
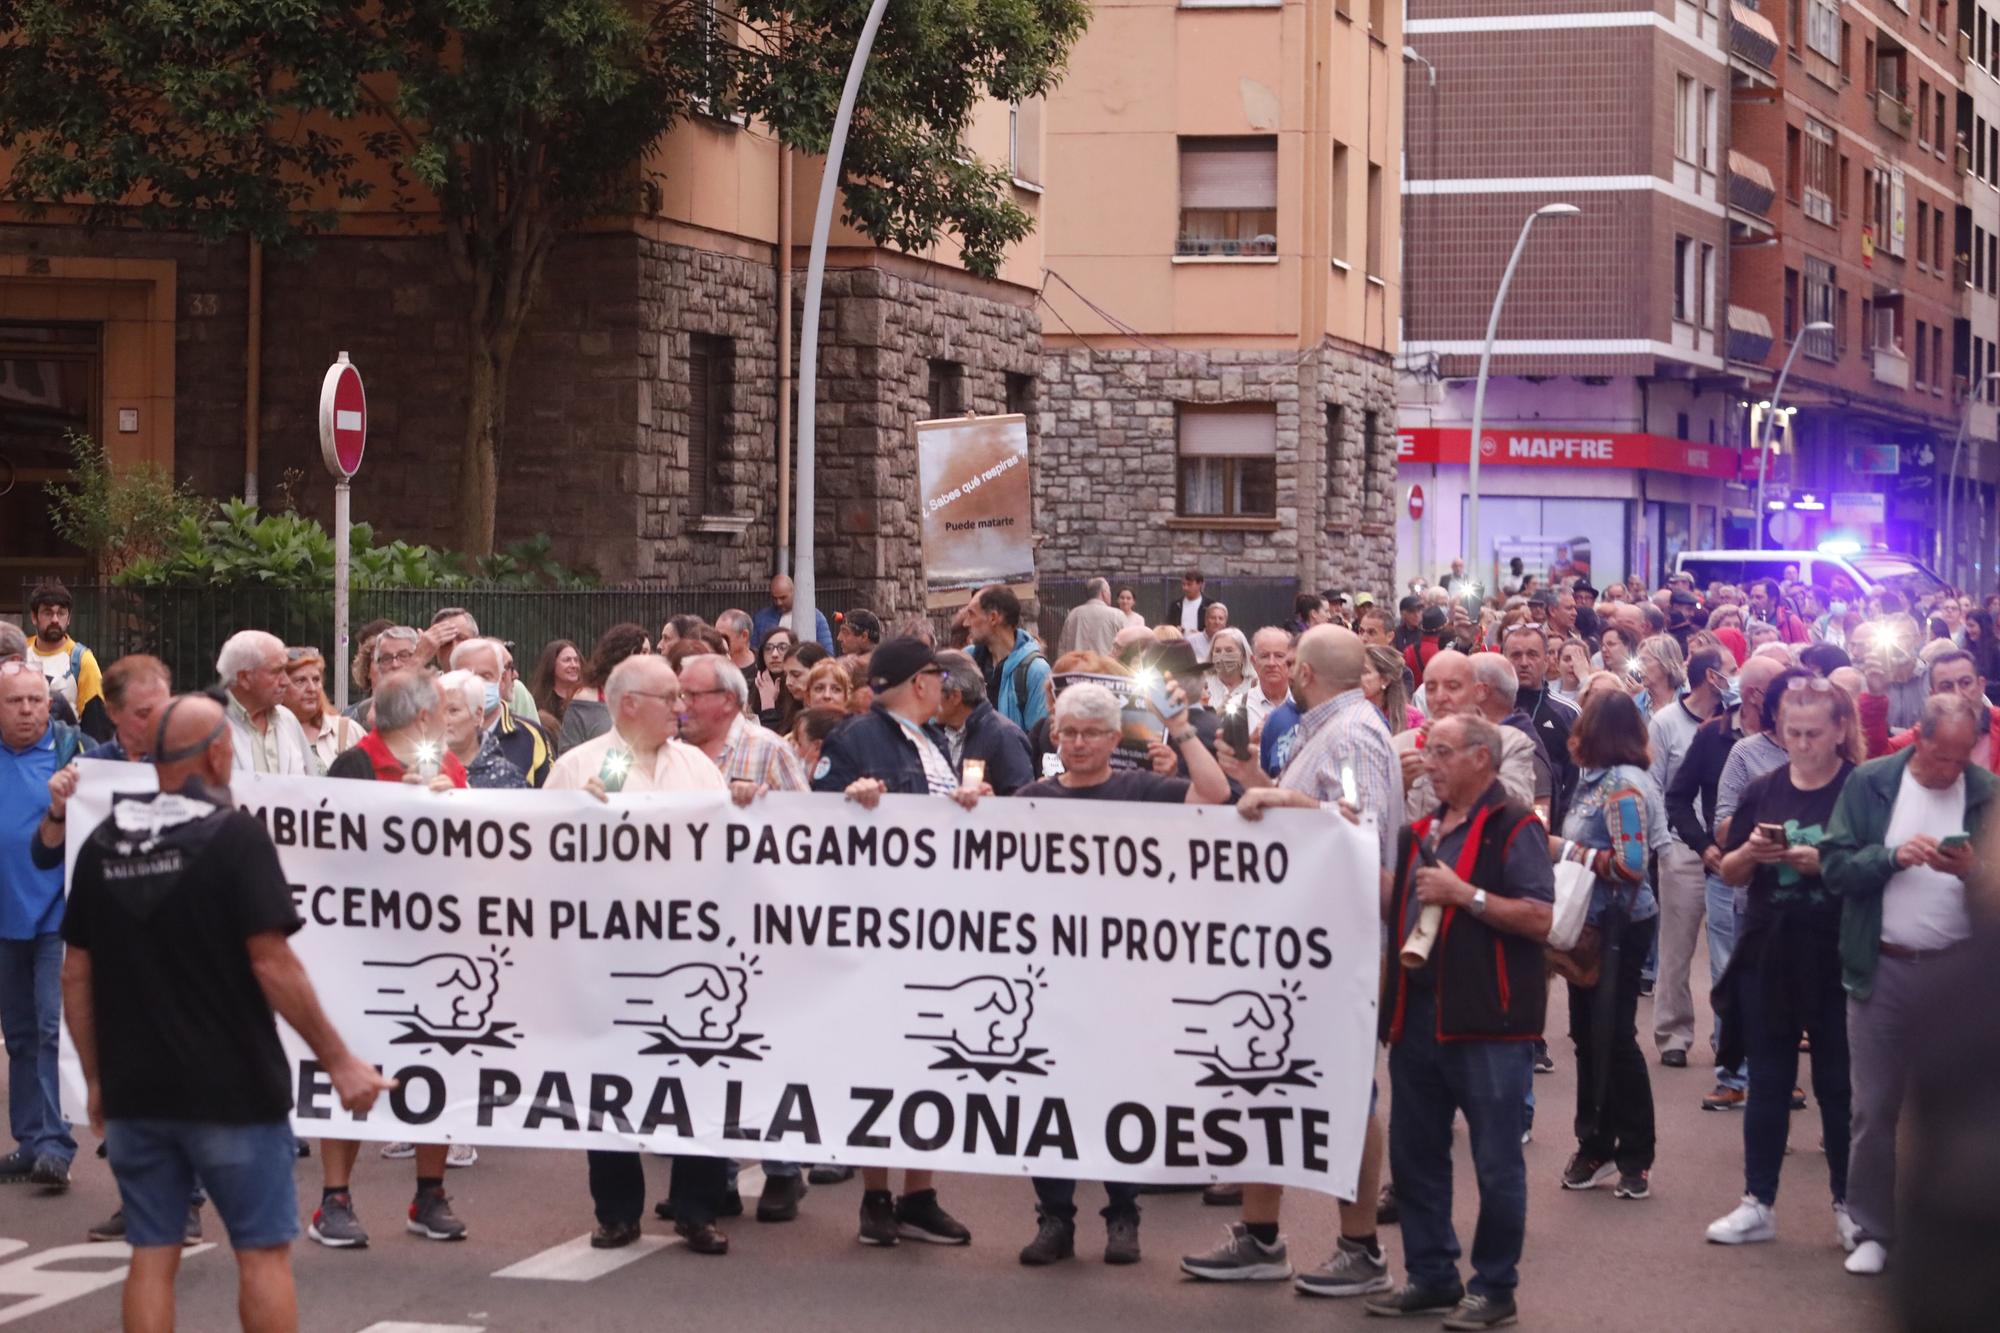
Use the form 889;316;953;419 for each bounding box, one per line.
354;1324;485;1333
491;1233;669;1282
0;1239;215;1326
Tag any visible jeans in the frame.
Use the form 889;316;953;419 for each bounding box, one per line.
1031;1177;1140;1221
1388;988;1533;1298
1705;880;1747;1091
0;933;74;1165
1652;845;1708;1054
1739;953;1850;1207
1568;914;1657;1173
588;1150;729;1228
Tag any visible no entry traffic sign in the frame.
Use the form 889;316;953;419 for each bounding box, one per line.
319;352;367;478
1408;484;1426;521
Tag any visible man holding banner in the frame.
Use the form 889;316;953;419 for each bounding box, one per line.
54;693;393;1333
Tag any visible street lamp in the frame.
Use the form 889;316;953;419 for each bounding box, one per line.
1943;369;2000;584
1753;320;1833;539
1465;202;1580;590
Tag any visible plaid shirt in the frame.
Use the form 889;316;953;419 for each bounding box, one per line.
715;716;809;792
1277;688;1398;868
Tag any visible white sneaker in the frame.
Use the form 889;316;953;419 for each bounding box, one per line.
1845;1240;1889;1275
379;1142;415;1160
446;1143;478;1169
1706;1196;1776;1245
1833;1203;1860;1254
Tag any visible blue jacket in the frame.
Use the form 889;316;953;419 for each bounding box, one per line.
3;720;82;939
753;604;835;654
811;706;952;796
955;702;1036;796
972;629;1052;733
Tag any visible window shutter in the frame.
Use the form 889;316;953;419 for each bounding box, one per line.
1180;141;1278;211
689;339;712;513
1179;406;1278;457
1012;98;1043;185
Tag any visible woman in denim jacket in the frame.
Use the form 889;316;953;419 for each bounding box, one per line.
1553;689;1661;1201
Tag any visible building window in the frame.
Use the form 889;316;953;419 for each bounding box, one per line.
1676;76;1700;165
1839;152;1851;215
1918;200;1931;267
1324;403;1346;511
1841;19;1852;77
1802;257;1837;362
1867;166;1907;258
1935;325;1946;394
1702;87;1719;170
926;358;964;419
1785;125;1802;202
1362;408;1382;521
1935;207;1947;279
1178;137;1278;257
1005;372;1035;419
1009;98;1043;187
1784;266;1798;339
1870;298;1901;358
1366;162;1384;276
1697;243;1716;326
1674;236;1694;322
1178;404;1278;519
1803;119;1836;224
695;0;739;114
688;334;733;515
1918;78;1932;148
1331;142;1350;263
1806;0;1841;60
1916;318;1930;386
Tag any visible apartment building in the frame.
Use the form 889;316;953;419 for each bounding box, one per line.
1397;0;1745;592
0;48;1043;612
1954;1;2000;587
1035;0;1403;594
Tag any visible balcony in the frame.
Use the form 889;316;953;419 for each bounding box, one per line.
1877;91;1914;138
1872;345;1911;388
1726;306;1775;366
1729;4;1779;87
1727;151;1775;217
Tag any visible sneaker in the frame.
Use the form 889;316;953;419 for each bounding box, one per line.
1790;1087;1808;1111
1104;1214;1140;1266
1295;1235;1392;1297
87;1209;128;1242
1018;1212;1076;1266
1845;1240;1888;1275
406;1186;468;1241
675;1219;729;1255
1660;1048;1688;1069
379;1142;416;1160
895;1190;971;1245
1362;1281;1465;1317
1706;1196;1776;1244
29;1155;69;1191
808;1164;856;1185
0;1150;35;1183
1561;1154;1616;1191
1179;1223;1292;1281
446;1143;478;1168
1701;1086;1747;1111
1532;1043;1555;1075
756;1172;806;1223
1638;977;1654;997
591;1220;641;1249
309;1192;369;1249
1614;1170;1651;1200
1442;1292;1520;1330
1376;1182;1400;1226
858;1192;899;1247
1834;1203;1861;1253
1202;1182;1243;1207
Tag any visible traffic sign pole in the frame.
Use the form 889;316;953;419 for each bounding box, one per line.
318;351;367;710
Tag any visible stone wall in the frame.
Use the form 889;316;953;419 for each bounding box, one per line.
1036;341;1398;597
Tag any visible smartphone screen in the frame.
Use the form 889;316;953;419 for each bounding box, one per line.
1939;832;1972;851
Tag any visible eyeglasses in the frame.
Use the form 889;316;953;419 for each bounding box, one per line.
682;687;735;701
376;649;419;667
1055;727;1119;744
628;688;683;707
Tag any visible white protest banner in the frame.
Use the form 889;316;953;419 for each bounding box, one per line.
62;762;1380;1196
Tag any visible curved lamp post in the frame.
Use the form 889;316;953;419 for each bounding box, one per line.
1752;320;1832;538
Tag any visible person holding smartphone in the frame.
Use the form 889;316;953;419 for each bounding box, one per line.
1706;678;1861;1253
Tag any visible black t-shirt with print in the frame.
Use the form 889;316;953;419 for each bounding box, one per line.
61;791;304;1123
1721;762;1853;932
1016;770;1190;802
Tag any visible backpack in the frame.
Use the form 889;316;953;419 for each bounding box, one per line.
1012;648;1045;718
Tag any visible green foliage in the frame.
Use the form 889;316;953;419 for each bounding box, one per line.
113;501;596;590
44;431;211;574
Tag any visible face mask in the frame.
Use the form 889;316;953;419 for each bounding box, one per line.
1828;601;1848;618
483;682;501;713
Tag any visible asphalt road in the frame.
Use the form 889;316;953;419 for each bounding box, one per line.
0;973;1893;1332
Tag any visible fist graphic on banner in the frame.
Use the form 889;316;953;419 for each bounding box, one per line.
364;952;501;1033
622;963;748;1046
906;975;1036;1059
1174;990;1295;1074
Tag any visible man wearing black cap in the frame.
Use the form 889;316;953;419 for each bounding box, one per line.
1667;590;1703;653
1571;582;1601;644
811;636;984;1248
1394;597;1426;655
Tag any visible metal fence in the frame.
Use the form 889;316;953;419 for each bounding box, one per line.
20;581;856;689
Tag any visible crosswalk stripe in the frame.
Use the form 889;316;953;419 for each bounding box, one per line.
490;1233;669;1282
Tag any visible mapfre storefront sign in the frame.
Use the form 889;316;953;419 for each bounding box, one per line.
1397;428;1741;480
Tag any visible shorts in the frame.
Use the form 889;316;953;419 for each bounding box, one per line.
105;1119;299;1250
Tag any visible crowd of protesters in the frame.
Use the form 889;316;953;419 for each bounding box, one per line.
4;561;1998;1332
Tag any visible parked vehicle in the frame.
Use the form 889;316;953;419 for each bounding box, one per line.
1674;547;1947;602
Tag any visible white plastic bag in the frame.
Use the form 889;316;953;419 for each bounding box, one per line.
1547;841;1593;952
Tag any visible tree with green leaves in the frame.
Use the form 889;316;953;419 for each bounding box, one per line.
0;0;1088;554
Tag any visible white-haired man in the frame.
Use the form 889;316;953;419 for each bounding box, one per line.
217;631;317;776
449;638;551;787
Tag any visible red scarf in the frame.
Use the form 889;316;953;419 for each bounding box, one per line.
357;730;468;787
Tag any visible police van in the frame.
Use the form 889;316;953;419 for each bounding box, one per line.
1673;547;1948;602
